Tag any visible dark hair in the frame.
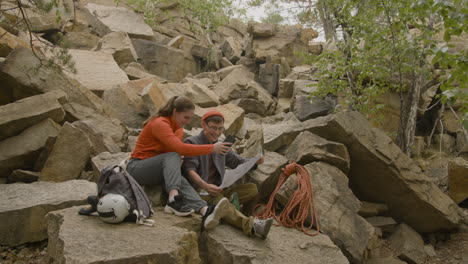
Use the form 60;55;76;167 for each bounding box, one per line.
204;115;224;124
158;96;195;117
142;96;194;127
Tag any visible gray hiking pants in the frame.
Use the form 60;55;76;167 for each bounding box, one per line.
126;152;207;212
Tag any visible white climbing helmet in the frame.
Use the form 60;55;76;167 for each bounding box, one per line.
97;193;130;224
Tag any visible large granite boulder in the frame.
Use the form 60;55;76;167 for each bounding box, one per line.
262;113;304;152
101;78;150;128
304;111;462;232
1;0;74;32
0;180;96;246
0;90;65;141
96;31;138;65
448;158;468;204
64;103;128;154
248;151;288;201
305;162;376;263
64;49;129;97
47;207;201;264
83;3;154;39
388;223;427;264
0;27;29;58
0;118;61;178
40;122;93;182
131;38;200;82
201;225;349;264
286;131;350;174
91;151;131;177
0;48;116;117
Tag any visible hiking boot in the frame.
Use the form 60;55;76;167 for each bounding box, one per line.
252;217;273;239
229;192;240;211
164;195;194;217
204;198;230;230
78;195;99;215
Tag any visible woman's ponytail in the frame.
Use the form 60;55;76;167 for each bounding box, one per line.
142;96;194;127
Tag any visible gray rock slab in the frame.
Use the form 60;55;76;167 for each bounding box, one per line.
304;111;462;233
64;49;129;97
101;78;150;128
305;162;376;263
365;216;397;233
388;223;427;264
448;157;468;204
64;103;127;154
40;123;93;182
91;151;130;176
248;151;288;201
97;31;138;65
0;180;96;246
8;170;41;183
0;48;115;117
0;118;61;177
202;224;349;264
47;207;201;264
358;201;389;218
0;91;65;141
262;118;304;152
84;3;154;39
131;38;199;82
286;131;350;174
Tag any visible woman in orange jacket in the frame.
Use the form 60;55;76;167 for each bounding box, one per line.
127;96;231;216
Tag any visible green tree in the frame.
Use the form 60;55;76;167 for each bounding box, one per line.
308;0;467;155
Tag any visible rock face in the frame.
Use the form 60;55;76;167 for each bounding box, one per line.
304;111;461;232
0;180;96;246
47;207;201;264
202;225;349;264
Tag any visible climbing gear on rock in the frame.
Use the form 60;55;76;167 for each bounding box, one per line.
97;193;130;223
253;162;320;236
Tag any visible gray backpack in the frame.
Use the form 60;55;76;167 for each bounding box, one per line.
97;164;154;225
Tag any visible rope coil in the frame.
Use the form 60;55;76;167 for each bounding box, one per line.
253;162;320;236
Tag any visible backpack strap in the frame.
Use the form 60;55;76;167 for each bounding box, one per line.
119;165;154;226
97;165;120;197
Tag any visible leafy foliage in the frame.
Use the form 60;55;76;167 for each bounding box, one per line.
305;0;467;152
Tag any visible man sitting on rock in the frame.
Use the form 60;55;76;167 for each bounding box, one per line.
183;110;272;238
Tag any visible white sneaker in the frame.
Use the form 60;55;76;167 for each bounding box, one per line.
204;198;230;230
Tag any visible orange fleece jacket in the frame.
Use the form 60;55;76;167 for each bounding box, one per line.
131;116;213;160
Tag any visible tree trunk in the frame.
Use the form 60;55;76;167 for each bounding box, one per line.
396;72;423;155
317;0;335;41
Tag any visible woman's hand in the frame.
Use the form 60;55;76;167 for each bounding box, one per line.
213;142;231;155
204;183;223;196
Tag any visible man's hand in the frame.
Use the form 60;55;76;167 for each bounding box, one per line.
204;183;223;196
256;155;265;165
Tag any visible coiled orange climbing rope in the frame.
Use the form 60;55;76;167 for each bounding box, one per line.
253;162;320;236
